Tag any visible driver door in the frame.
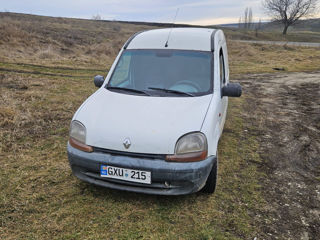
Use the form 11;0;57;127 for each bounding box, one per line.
219;48;228;133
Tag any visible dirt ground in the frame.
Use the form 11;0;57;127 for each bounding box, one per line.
237;72;320;239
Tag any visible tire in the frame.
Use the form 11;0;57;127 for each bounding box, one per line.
201;157;218;194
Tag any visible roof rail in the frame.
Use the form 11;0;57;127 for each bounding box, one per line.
123;30;149;49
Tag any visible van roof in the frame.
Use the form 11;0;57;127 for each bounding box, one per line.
126;28;217;52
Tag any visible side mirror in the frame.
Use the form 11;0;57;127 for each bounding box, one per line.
94;75;104;88
222;83;242;97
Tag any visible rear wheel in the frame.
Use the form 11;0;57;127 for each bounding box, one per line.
201;157;218;194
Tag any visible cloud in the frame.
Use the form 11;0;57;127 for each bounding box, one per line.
1;0;266;24
180;17;241;26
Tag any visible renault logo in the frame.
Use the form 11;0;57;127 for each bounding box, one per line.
123;138;131;149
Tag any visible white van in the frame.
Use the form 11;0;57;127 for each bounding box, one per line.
67;28;242;195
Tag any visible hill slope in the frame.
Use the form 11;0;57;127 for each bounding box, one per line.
262;18;320;32
0;13;150;64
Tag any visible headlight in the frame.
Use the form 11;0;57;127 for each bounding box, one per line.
166;132;208;162
175;132;207;154
69;120;93;152
70;120;86;143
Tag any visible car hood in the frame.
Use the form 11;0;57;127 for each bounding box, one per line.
75;89;212;154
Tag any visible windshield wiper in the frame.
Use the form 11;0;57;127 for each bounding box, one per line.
107;86;150;96
148;87;194;97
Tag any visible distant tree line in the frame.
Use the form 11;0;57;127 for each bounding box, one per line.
92;14;102;20
238;7;254;29
238;7;263;36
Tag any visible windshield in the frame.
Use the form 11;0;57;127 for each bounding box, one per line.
106;49;213;97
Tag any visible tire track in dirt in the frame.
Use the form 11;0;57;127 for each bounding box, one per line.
236;72;320;239
0;67;90;78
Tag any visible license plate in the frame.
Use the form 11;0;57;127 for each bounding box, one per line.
100;165;151;184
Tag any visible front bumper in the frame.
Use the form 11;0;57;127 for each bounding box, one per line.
67;143;216;195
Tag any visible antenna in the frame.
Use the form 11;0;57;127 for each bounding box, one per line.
165;8;179;47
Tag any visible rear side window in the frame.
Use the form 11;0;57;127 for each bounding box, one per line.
219;50;225;88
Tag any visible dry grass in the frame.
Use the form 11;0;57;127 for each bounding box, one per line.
0;12;153;66
0;69;264;239
1;12;320;239
224;28;320;42
228;41;320;75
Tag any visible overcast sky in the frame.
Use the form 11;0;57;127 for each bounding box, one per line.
1;0;267;25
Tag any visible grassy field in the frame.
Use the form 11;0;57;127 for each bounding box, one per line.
1;12;320;239
225;28;320;42
0;62;264;240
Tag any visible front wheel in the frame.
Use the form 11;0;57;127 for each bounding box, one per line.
201;158;218;194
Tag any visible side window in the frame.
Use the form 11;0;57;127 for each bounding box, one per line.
110;53;131;86
219;50;225;88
